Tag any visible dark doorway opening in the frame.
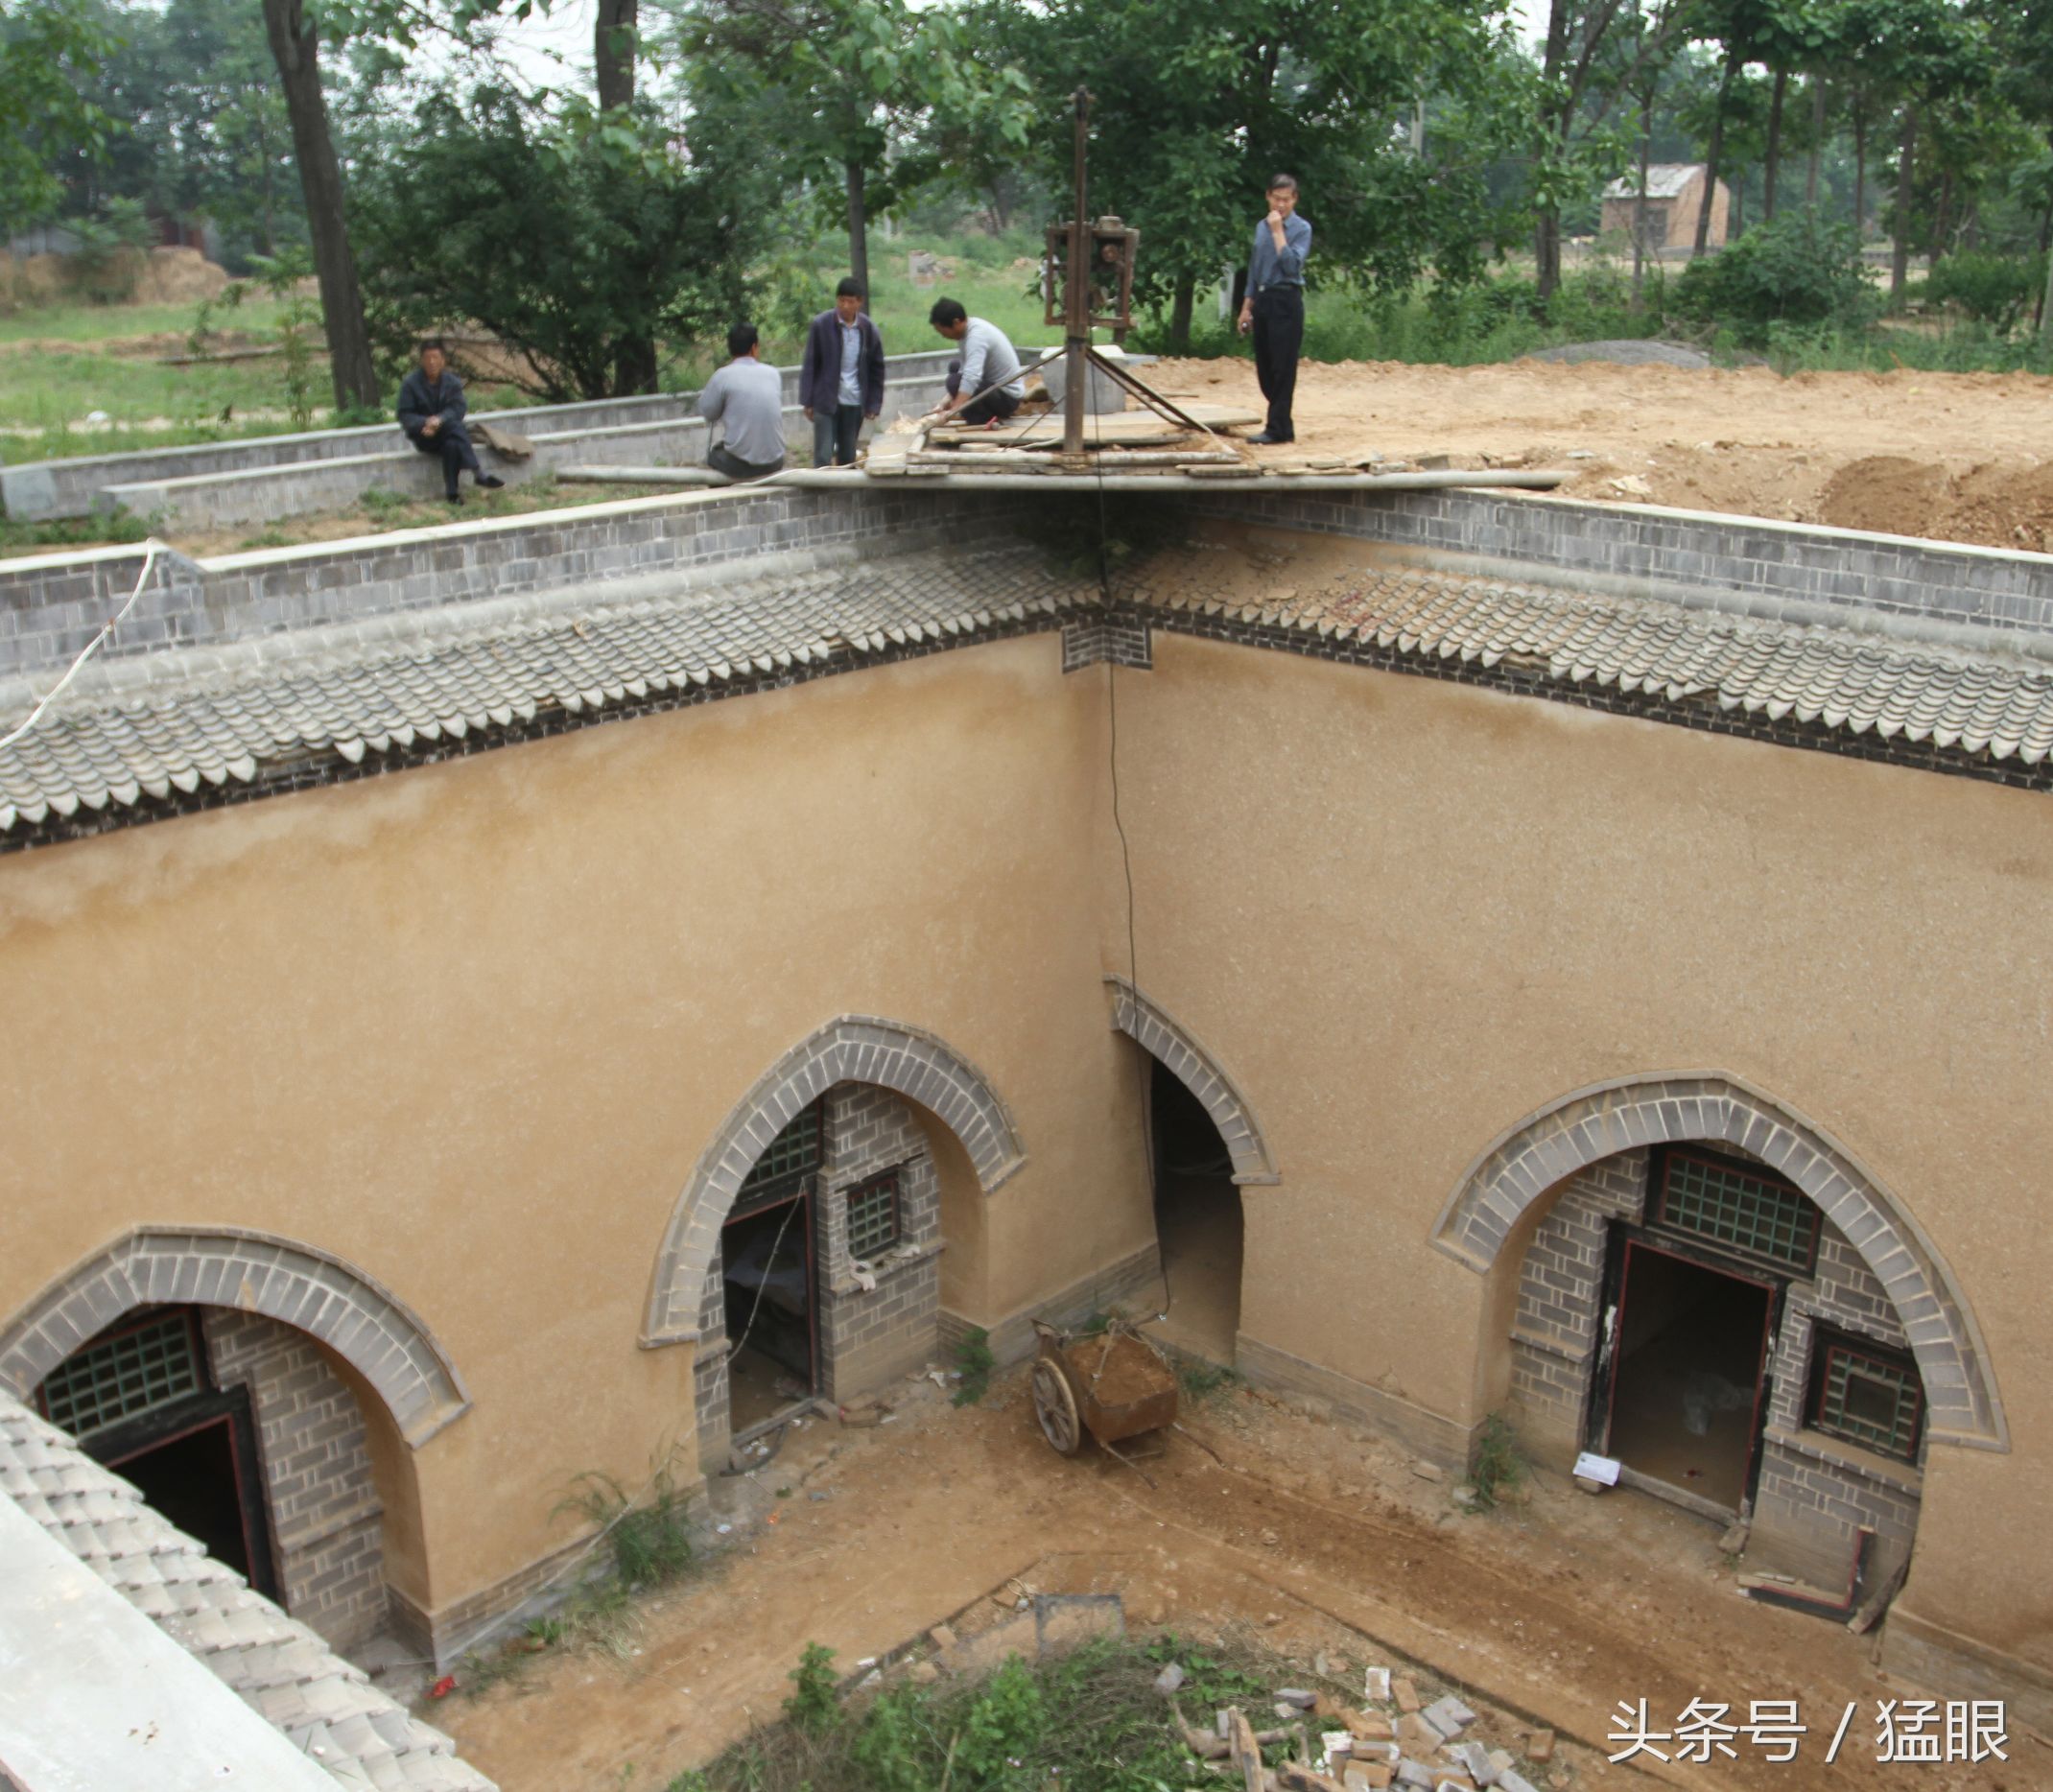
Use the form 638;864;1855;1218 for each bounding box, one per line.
94;1385;278;1597
1148;1057;1241;1364
723;1190;817;1431
1599;1238;1773;1515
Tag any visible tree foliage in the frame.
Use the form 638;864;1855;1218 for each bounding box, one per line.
0;0;114;233
350;89;754;400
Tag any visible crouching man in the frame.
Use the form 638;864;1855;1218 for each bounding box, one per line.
698;322;788;481
396;339;503;504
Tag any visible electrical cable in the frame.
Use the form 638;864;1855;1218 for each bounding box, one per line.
0;545;160;752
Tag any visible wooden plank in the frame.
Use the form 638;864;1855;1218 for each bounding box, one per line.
931;402;1261;448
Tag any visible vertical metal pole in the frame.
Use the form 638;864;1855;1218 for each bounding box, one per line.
1064;87;1091;458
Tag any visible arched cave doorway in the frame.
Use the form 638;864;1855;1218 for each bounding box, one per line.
1147;1054;1243;1364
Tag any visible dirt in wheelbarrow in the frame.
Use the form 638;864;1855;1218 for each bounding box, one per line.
1064;1329;1172;1407
437;1364;2011;1792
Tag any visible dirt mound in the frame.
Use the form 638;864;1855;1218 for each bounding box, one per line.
133;246;230;305
1820;455;2053;551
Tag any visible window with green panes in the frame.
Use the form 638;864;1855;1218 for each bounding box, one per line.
1652;1149;1820;1275
733;1102;824;1212
1810;1328;1923;1461
36;1309;204;1438
846;1170;902;1261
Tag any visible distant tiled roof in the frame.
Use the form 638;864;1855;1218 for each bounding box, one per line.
1603;163;1703;200
0;1394;494;1791
1121;561;2053;763
0;546;1094;832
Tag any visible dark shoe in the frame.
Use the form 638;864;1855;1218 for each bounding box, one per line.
445;491;463;505
1248;431;1291;445
477;473;505;489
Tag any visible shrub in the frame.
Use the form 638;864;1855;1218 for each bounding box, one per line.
952;1656;1047;1792
952;1325;995;1405
783;1641;841;1735
1671;210;1875;346
1468;1412;1526;1510
1924;251;2047;332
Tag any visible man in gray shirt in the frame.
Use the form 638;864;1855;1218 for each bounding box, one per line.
929;297;1024;426
698;322;788;480
1235;174;1312;444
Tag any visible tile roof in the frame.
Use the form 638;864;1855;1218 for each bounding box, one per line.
0;1393;495;1790
5;540;2052;835
1603;162;1705;200
0;545;1095;832
1121;558;2053;766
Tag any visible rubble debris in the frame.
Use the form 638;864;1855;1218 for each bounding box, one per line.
1363;1667;1392;1703
1393;1675;1422;1713
1423;1695;1477;1737
1276;1688;1319;1710
1154;1661;1188;1695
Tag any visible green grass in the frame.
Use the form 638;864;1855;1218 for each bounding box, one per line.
0;509;153;559
0;296;288;345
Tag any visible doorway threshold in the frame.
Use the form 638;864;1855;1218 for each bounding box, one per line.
732;1399;825;1450
1616;1463;1738;1526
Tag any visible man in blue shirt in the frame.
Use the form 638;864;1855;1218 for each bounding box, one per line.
799;277;885;466
1236;175;1312;445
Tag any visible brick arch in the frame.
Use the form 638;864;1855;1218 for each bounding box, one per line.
1431;1073;2007;1451
641;1016;1026;1347
1106;977;1279;1186
0;1227;470;1448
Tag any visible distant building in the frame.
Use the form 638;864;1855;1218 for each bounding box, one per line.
1601;163;1731;254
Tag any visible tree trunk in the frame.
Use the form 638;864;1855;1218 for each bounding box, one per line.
1632;90;1651;311
1891;108;1915;305
260;0;378;412
1929;168;1952;265
1535;207;1560;301
1534;0;1571;300
1763;68;1787;220
595;0;636;110
1805;80;1825;207
1693;48;1739;255
1852;108;1868;240
844;160;869;310
1168;271;1196;354
2040;216;2053;342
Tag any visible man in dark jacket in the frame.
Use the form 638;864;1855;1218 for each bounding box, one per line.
798;278;885;466
396;340;504;503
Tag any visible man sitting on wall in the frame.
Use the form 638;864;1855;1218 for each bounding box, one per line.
698;322;789;482
396;339;504;504
928;297;1025;427
801;277;885;467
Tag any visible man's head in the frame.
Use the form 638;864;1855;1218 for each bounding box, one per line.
1266;174;1300;219
418;339;447;380
727;321;760;361
835;277;864;325
928;296;969;342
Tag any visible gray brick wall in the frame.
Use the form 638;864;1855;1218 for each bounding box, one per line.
201;1309;387;1650
815;1084;942;1401
1062;613;1153;672
1506;1151;1647;1452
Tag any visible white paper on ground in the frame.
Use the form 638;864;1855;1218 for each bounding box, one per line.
1572;1450;1621;1485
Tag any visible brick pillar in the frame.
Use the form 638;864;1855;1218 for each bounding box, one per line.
201;1309;387;1650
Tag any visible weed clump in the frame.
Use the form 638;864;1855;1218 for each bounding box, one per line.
1467;1412;1527;1511
951;1325;995;1406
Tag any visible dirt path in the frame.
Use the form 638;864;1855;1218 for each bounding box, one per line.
1151;357;2053;554
434;1373;2026;1792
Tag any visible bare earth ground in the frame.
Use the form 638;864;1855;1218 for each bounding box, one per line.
1150;358;2053;554
432;1369;2032;1792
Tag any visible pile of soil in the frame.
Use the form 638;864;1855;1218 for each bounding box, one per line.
1820;456;2053;553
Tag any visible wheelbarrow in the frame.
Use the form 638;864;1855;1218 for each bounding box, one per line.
1030;1318;1179;1461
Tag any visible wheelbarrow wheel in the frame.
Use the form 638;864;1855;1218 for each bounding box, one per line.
1031;1356;1083;1455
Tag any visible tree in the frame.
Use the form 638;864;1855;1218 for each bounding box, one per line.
676;0;1031;304
988;0;1517;346
0;0;114;233
352;87;753;400
262;0;381;408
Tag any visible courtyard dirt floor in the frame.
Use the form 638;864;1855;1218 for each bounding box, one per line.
431;1367;2032;1792
1147;357;2053;554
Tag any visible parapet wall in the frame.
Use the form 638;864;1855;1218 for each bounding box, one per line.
0;349;963;521
0;485;1050;678
1169;486;2053;647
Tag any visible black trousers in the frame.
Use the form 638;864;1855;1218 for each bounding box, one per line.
946;359;1021;427
813;403;864;466
707;442;785;481
406;418;481;495
1251;286;1305;441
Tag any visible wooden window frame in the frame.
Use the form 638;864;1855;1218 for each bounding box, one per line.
34;1306;209;1439
1807;1323;1924;1463
734;1099;826;1214
1649;1146;1821;1278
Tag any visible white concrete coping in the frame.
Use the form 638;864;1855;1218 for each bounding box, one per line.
0;1492;337;1791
